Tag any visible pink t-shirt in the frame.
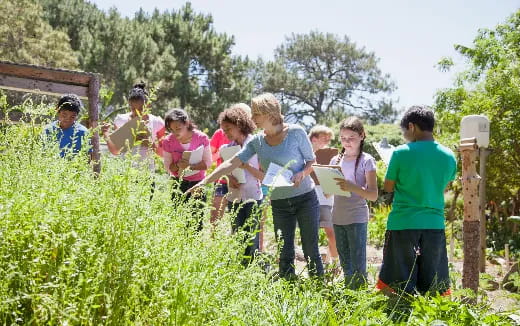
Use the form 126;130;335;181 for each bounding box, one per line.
162;129;211;181
210;129;230;166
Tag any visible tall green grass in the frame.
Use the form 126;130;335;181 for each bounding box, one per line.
0;116;515;325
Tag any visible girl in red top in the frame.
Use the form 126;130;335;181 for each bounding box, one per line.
209;128;230;224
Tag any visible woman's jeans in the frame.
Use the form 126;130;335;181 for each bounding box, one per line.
271;190;324;277
333;222;368;288
228;200;262;265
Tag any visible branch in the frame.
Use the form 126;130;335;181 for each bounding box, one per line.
283;90;319;111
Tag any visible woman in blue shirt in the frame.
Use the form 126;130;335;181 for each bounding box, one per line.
188;93;323;278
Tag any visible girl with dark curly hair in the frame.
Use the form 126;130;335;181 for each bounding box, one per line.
218;103;263;264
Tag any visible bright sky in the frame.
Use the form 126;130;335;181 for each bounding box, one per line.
92;0;519;111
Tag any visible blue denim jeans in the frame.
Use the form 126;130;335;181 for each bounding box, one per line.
271;190;323;277
334;222;367;289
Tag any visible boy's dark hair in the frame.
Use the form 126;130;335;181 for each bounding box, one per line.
128;82;148;102
218;104;256;136
400;106;435;132
57;94;82;114
164;108;196;132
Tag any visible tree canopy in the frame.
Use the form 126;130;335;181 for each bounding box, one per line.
434;10;520;232
39;0;254;130
261;31;396;125
0;0;78;69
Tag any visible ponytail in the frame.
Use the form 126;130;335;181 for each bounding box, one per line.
336;148;345;165
353;138;364;184
338;116;366;185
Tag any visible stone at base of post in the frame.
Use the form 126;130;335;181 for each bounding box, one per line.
462;220;480;293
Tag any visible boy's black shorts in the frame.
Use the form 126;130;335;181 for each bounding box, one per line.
377;229;451;295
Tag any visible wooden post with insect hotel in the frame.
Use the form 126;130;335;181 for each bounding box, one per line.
459;115;490;293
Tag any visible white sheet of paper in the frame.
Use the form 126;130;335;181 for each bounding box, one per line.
262;162;294;188
372;138;395;165
312;165;351;197
219;145;246;183
183;145;204;177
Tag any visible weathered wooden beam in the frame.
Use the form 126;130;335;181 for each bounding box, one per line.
0;75;89;99
0;61;92;86
459;137;481;295
479;148;491;272
88;75;101;175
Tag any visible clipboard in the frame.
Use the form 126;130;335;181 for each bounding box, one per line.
219;145;246;183
312;164;351;197
108;117;150;152
310;148;339;185
180;145;204;177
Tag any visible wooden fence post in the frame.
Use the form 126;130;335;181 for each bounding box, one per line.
88;75;100;175
479;148;490;272
459;137;481;294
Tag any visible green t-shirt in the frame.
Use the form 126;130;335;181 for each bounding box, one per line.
385;140;457;230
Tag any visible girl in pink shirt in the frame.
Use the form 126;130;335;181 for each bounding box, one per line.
162;108;212;230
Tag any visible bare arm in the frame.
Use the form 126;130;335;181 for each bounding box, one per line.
292;159;316;187
101;123;121;155
334;170;378;201
384;179;395;193
302;159;315;176
201;156;243;185
355;170;378;201
242;163;265;181
163;151;179;174
153;126;166;157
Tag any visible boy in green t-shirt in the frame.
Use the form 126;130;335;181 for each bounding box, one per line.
377;106;457;296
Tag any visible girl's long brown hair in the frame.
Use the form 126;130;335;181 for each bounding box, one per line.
336;117;365;183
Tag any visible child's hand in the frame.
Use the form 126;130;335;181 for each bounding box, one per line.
101;122;112;137
334;177;356;192
177;158;190;170
227;175;240;189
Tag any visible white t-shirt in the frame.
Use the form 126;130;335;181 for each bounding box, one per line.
225;135;263;203
113;113;164;171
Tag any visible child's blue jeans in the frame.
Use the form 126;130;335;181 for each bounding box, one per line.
334;222;368;288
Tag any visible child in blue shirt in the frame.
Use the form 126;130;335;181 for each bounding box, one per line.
43;94;90;158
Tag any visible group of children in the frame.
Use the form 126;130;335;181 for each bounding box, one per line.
43;84;457;297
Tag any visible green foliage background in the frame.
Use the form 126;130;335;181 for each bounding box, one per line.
434;10;520;252
0;110;514;325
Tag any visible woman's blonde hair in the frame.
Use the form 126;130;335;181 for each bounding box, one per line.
251;93;284;125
